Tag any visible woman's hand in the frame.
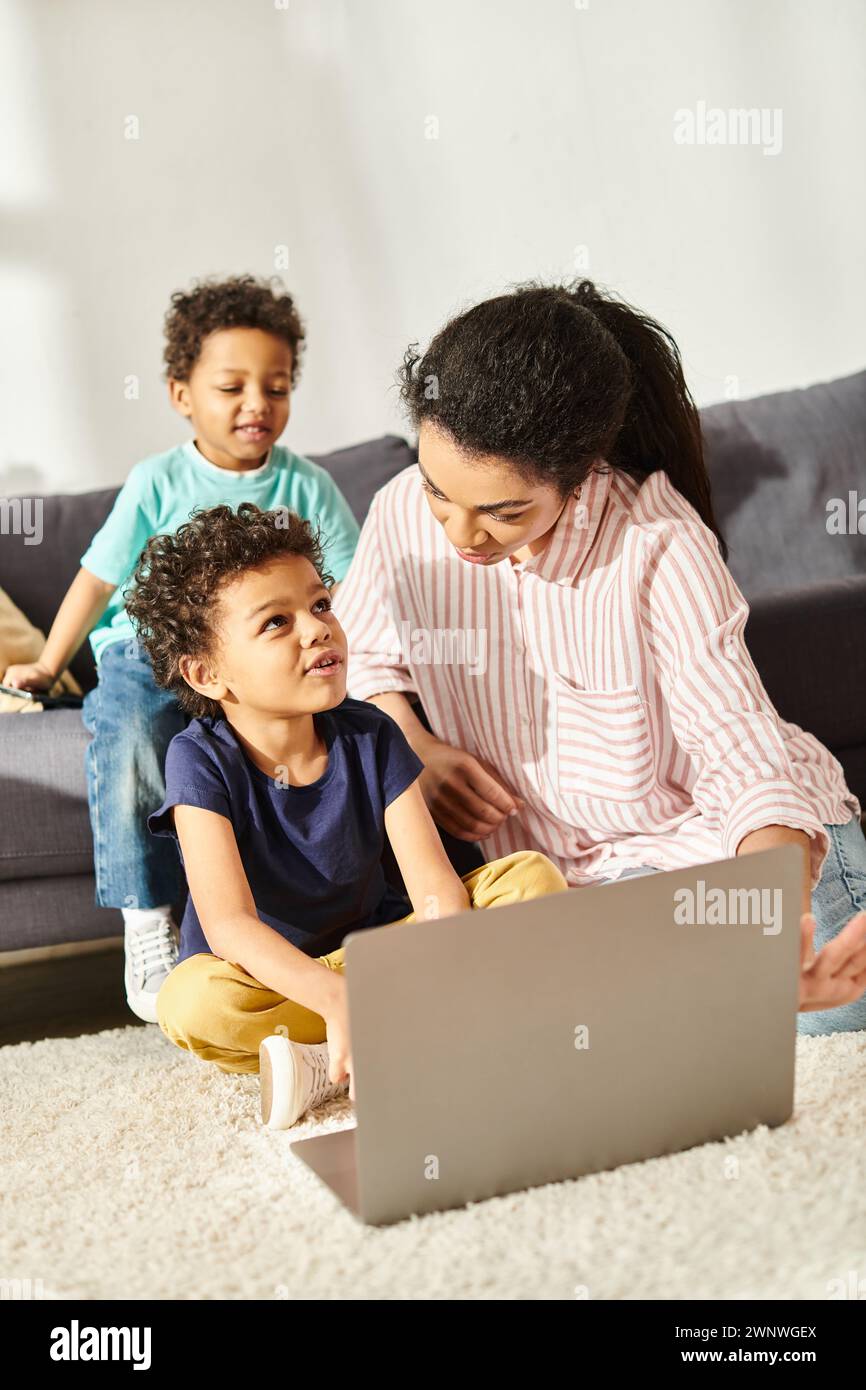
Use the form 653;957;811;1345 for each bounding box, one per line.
798;909;866;1011
322;974;355;1100
415;733;525;841
1;661;57;692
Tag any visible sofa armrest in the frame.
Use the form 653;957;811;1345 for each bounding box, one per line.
744;574;866;753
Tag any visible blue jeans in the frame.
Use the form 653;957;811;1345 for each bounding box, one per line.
597;815;866;1036
81;637;190;910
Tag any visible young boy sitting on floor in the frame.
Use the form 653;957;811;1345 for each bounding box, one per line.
126;502;567;1128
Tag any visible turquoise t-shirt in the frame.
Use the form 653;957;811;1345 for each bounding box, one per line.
79;439;361;670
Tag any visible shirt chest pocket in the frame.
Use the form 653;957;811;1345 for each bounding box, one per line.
549;673;656;806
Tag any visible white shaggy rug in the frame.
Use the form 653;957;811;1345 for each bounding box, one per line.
1;1025;864;1301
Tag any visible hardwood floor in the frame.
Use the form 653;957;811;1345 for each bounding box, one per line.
0;945;146;1045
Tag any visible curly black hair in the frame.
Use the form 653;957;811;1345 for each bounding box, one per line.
398;278;727;562
163;273;306;386
123;502;334;721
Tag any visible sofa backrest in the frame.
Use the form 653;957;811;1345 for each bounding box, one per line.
701;368;866;595
1;373;863;693
1;486;120;693
0;434;418;694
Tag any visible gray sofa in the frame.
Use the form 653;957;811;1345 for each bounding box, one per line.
1;373;864;954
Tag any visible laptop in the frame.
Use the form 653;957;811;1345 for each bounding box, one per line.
290;843;803;1226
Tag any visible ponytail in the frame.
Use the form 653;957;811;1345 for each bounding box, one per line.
569;281;728;562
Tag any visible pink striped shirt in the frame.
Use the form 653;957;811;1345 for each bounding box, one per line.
333;462;860;890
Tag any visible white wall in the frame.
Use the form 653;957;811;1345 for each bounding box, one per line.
1;0;864;495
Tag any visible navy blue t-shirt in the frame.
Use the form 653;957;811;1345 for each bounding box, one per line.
147;697;424;964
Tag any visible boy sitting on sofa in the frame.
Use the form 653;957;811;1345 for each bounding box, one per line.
1;275;361;1022
125;501;566;1127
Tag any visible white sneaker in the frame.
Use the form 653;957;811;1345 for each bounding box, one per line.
259;1034;349;1129
123;909;178;1023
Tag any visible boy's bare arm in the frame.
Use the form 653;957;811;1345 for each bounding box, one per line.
384;779;471;920
367;693;522;839
2;565;116;686
172;803;343;1016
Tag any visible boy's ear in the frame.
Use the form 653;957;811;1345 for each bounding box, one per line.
178;653;227;701
167;377;192;419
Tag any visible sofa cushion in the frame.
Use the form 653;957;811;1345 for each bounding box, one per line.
0;710;96;881
744;575;866;808
701;369;866;598
0;874;121;952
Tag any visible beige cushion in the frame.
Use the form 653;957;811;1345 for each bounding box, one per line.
0;587;83;714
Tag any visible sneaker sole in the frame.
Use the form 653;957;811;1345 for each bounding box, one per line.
124;979;162;1024
259;1034;300;1129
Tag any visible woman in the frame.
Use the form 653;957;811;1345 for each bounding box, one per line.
333;280;866;1033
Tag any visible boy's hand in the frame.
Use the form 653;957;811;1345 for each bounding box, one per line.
416;734;525;841
322;975;355;1100
1;661;57;692
799;909;866;1011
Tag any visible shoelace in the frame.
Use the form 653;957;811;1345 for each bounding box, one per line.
298;1042;347;1110
126;918;178;987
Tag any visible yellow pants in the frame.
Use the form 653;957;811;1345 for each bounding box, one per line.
156;850;568;1074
